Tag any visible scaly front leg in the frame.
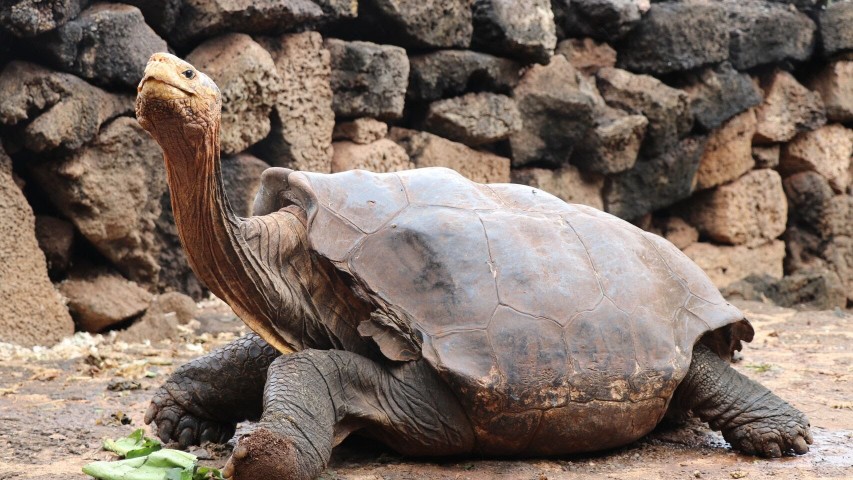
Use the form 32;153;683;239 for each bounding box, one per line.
145;333;281;447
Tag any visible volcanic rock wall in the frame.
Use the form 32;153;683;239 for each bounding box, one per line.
0;0;851;345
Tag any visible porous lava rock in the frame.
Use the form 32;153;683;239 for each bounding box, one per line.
333;118;388;144
256;32;334;172
424;92;522;146
34;215;75;278
187;33;281;156
471;0;557;64
724;0;816;71
331;139;412;173
509;55;597;166
808;61;853;123
783;171;834;230
694;109;757;190
37;3;168;89
407;50;520;102
389;128;511;183
0;61;132;153
683;240;785;289
616;2;729;75
819;1;853;57
680;62;762;132
0;0;88;37
780;124;853;193
686;169;788;247
359;0;472;48
511;165;604;210
753;70;826;144
221;153;271;217
572;106;647;175
604;136;706;220
326;39;409;120
59;267;152;332
0;147;73;347
555;38;617;76
29;117;166;285
596;67;692;156
552;0;648;42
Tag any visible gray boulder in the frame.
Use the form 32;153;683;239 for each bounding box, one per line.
616;2;729;75
819;0;853;57
359;0;472;48
0;61;133;153
552;0;646;42
38;3;168;89
604;136;706;220
680;62;762;132
0;0;88;37
326;39;409;119
724;0;816;70
471;0;557;64
408;50;521;102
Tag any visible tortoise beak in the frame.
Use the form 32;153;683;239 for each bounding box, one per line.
137;53;194;98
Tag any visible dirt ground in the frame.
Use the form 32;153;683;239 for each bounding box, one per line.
0;299;850;480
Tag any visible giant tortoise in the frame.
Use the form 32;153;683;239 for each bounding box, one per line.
135;53;811;480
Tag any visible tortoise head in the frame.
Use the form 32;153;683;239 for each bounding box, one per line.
136;52;221;147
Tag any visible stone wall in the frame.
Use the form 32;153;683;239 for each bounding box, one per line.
0;0;851;345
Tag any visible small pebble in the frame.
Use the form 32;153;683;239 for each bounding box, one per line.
693;470;701;478
731;471;748;479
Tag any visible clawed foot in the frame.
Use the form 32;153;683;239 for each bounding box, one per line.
223;428;300;480
723;412;813;457
144;386;236;448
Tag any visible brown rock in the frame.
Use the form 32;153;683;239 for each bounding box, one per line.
596;67;692;156
783;171;834;230
115;291;197;343
326;39;409;120
389;128;510;183
30;117;166;285
722;267;847;310
823;236;853;303
59;268;152;332
808;61;853;123
0;61;132;152
424;92;521;146
331;139;412;173
407;50;520;102
510;55;598;166
686;169;787;247
256;32;334;173
511;165;604;210
34;215;74;278
222;153;270;217
753;70;826;144
333;118;388;144
555;38;617;76
656;216;699;250
819;195;853;240
784;225;825;274
780;124;853;193
573;106;647;175
752;144;780;169
38;3;168;89
683;240;785;289
0;147;73;347
187;33;281;156
695;109;756;190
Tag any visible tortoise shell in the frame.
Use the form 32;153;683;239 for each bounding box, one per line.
256;167;753;454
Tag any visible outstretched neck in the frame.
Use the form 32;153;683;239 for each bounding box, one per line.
161;122;290;351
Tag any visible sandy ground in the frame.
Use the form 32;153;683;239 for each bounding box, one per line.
0;299;850;480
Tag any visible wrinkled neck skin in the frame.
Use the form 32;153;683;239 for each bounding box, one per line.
144;106;291;351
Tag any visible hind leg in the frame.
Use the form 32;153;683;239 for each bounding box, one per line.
145;333;280;447
671;344;812;457
222;349;474;480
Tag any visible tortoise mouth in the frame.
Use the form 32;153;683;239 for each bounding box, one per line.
138;77;194;99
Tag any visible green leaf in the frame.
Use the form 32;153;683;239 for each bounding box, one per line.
83;449;198;480
193;466;226;480
103;429;162;459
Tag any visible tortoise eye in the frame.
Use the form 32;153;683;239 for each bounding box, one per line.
182;69;195;79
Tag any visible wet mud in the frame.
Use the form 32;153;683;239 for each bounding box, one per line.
0;300;850;479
